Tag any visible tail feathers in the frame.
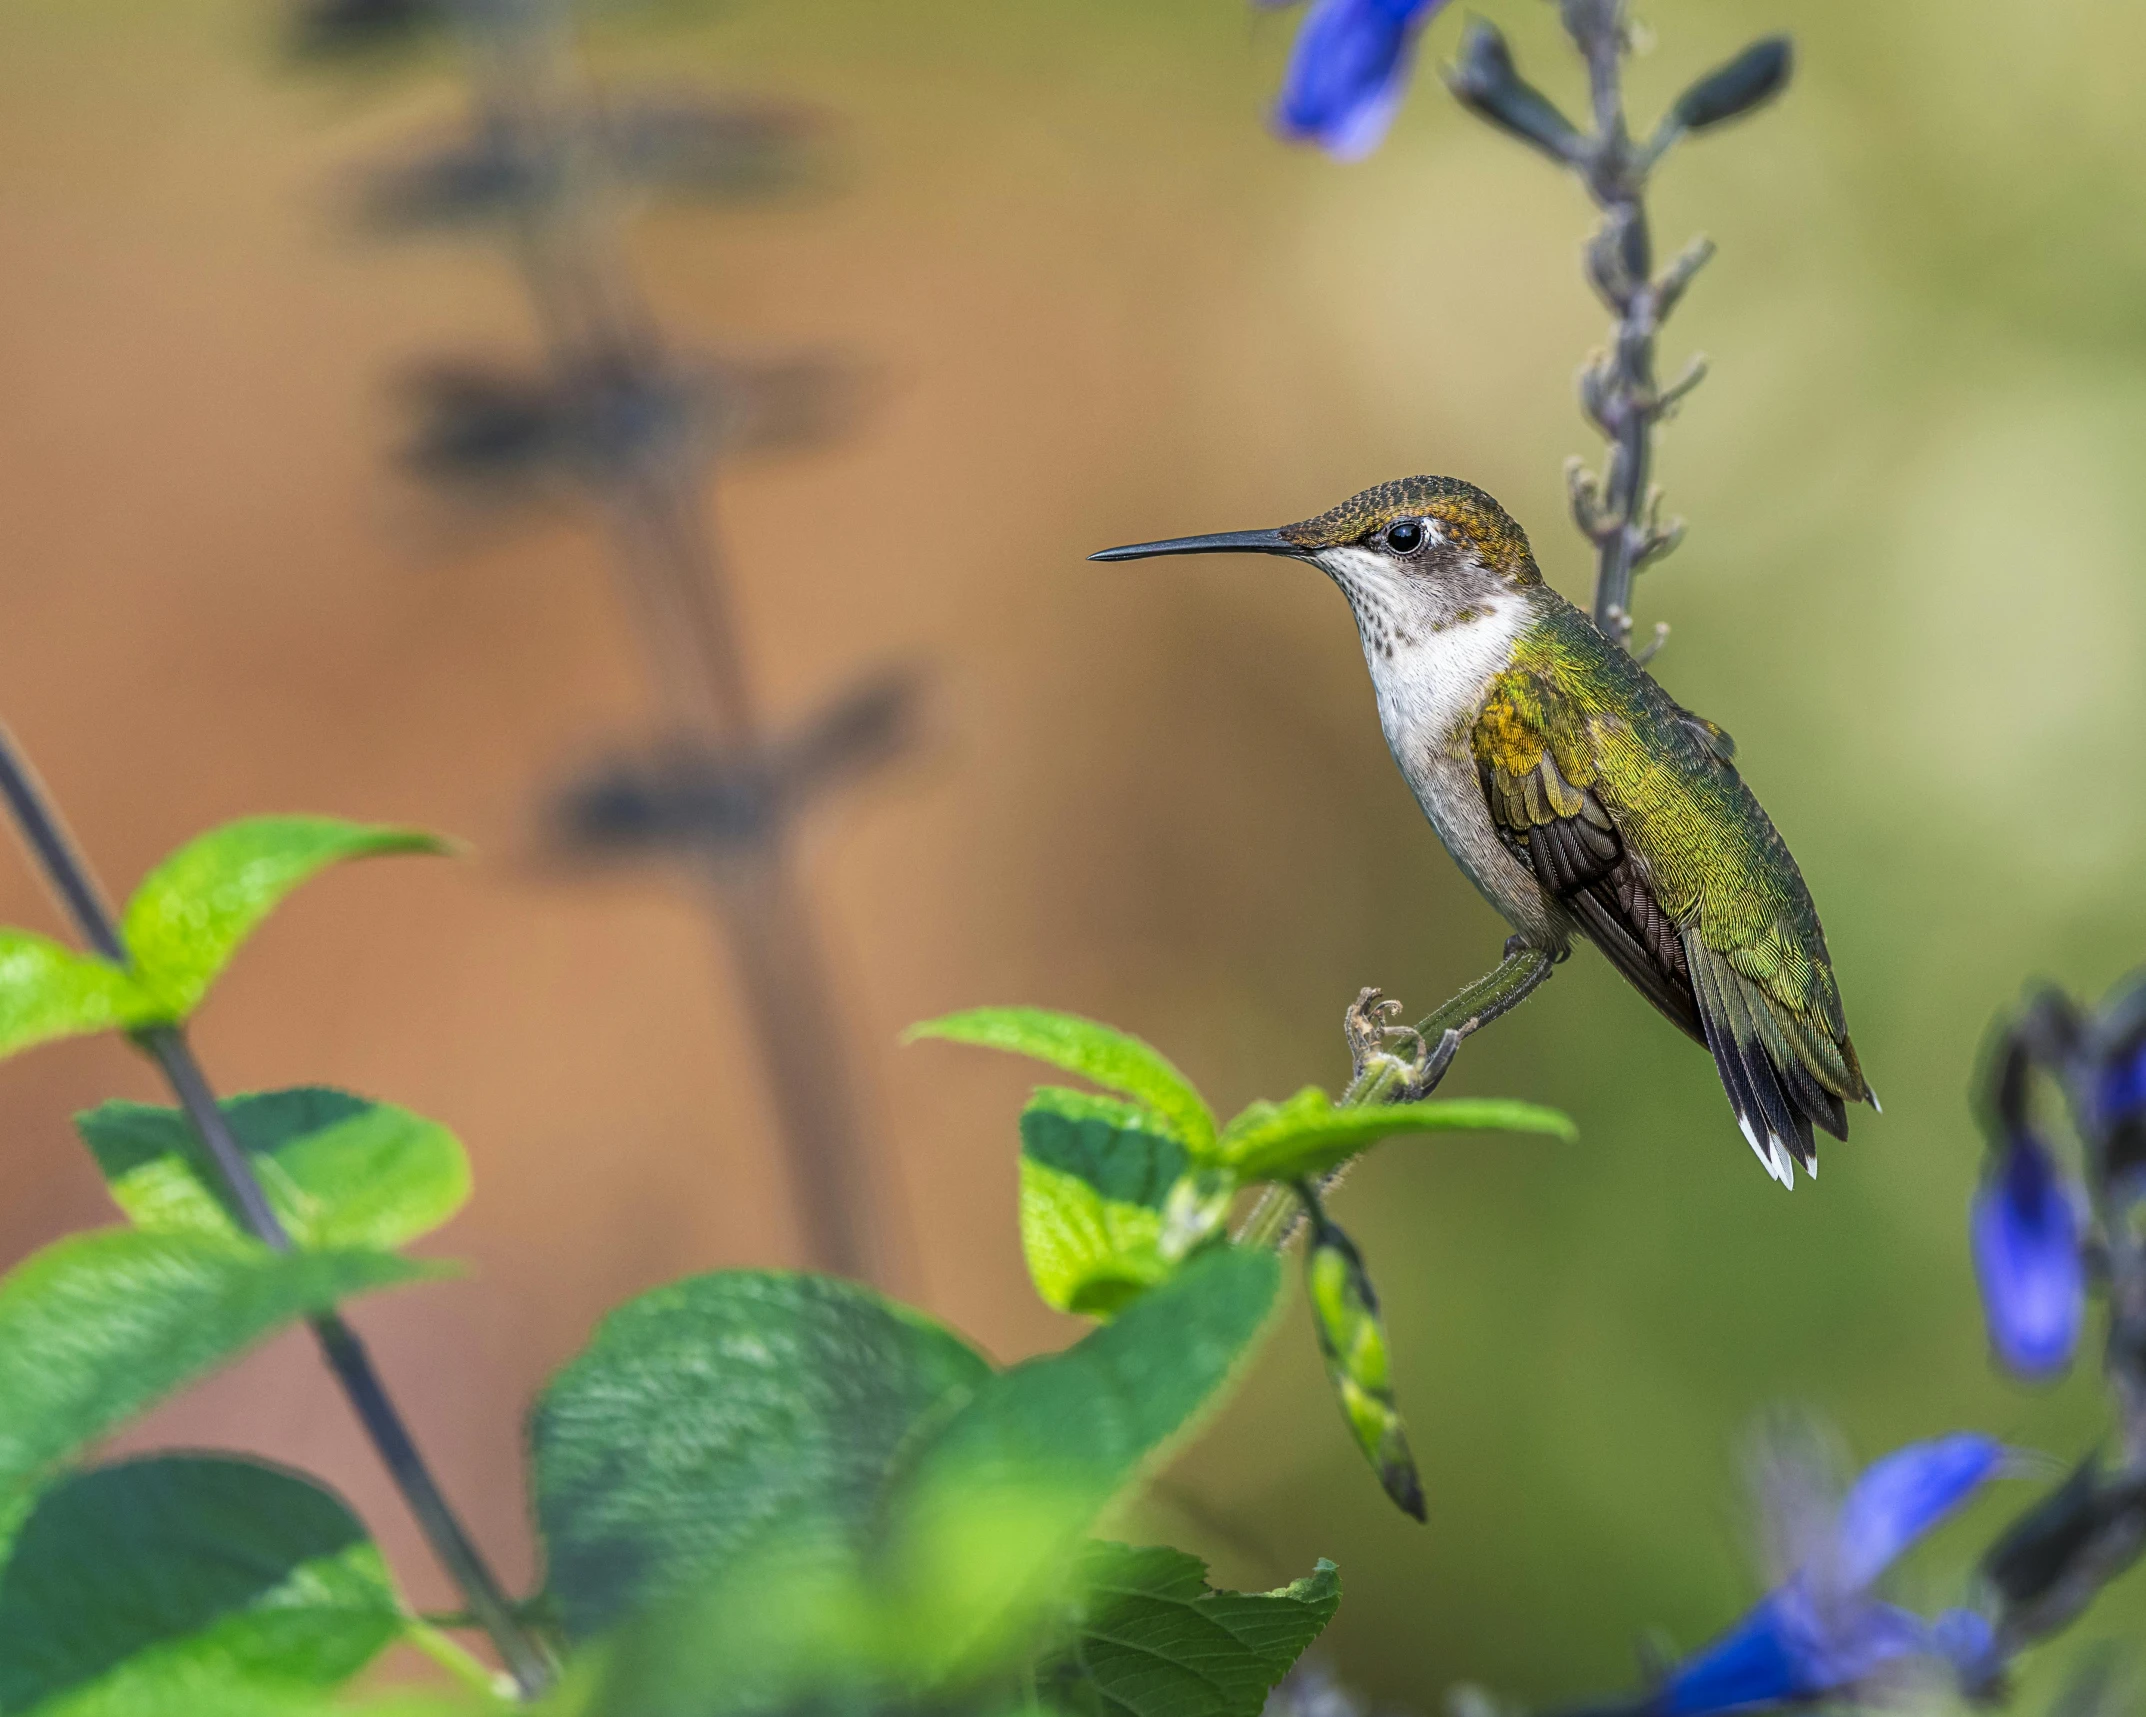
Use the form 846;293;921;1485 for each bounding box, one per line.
1688;943;1869;1189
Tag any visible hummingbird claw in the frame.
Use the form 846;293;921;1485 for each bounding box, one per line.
1345;987;1429;1090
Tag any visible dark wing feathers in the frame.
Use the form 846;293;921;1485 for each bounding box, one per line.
1473;666;1867;1188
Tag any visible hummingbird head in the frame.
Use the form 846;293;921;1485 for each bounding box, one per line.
1091;476;1542;650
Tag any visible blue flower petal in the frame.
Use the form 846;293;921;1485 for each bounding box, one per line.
2100;1032;2146;1130
1273;0;1448;159
1656;1591;1808;1715
1971;1132;2085;1379
1835;1433;2006;1590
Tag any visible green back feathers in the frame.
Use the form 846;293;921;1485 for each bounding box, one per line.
1494;603;1853;1047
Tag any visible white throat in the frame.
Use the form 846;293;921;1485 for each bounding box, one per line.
1358;590;1528;762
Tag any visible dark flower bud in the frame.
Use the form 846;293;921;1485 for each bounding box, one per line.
1444;19;1585;165
1970;1130;2086;1379
1983;1454;2146;1645
1303;1203;1424;1521
1669;37;1792;135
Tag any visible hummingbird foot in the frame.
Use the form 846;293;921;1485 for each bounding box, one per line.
1345;988;1431;1099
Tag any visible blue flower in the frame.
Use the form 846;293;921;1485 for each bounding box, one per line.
1268;0;1452;161
2100;1030;2146;1132
1654;1434;2006;1714
1971;1131;2085;1379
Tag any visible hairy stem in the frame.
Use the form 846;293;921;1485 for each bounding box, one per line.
0;727;553;1698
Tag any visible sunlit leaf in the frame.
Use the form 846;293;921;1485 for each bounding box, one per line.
1219;1087;1573;1182
0;1229;436;1501
1018;1088;1187;1317
530;1270;991;1641
120;817;448;1023
907;1008;1216;1155
885;1244;1282;1674
0;1455;404;1712
77;1088;471;1252
1046;1542;1340;1717
0;932;153;1062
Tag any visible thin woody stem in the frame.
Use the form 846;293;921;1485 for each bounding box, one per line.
0;728;553;1699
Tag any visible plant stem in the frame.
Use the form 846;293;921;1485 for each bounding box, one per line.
1559;0;1705;653
446;1;892;1285
0;726;553;1699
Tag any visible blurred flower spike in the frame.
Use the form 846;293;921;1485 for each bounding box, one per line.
1267;0;1453;160
1652;1435;2007;1714
1971;1130;2086;1380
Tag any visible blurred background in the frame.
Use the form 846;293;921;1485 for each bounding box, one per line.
3;0;2145;1706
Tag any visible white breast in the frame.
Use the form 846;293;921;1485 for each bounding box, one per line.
1356;593;1564;945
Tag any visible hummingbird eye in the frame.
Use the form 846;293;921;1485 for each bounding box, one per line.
1381;518;1429;556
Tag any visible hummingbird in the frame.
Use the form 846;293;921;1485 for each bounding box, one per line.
1092;475;1874;1187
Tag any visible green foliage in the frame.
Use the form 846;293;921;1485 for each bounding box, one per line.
1046;1542;1340;1717
1019;1087;1187;1316
0;931;159;1059
1218;1086;1575;1183
530;1270;992;1640
118;818;446;1023
0;1229;436;1503
907;1007;1218;1155
0;817;444;1063
77;1089;472;1252
0;1456;405;1713
887;1244;1282;1670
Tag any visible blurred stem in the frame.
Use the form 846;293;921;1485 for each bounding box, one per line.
0;727;554;1700
1559;0;1703;652
445;1;892;1284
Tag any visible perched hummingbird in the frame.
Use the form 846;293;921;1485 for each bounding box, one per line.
1093;475;1874;1187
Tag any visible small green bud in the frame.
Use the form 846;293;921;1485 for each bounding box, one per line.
1670;37;1793;135
1303;1206;1425;1522
1445;20;1586;167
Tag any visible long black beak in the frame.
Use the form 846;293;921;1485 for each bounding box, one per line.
1088;527;1301;563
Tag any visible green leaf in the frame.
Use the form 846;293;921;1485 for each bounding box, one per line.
885;1244;1282;1671
0;1455;404;1712
0;1229;436;1502
20;1665;478;1717
1048;1542;1340;1717
120;817;448;1022
77;1088;472;1252
906;1008;1216;1156
1218;1086;1574;1182
0;931;155;1062
1019;1089;1189;1317
530;1269;992;1641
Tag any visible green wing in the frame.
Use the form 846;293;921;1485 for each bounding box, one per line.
1471;614;1871;1186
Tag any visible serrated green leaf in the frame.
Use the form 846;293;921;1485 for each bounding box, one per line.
885;1245;1282;1673
0;931;155;1062
1019;1089;1189;1317
0;1229;436;1502
1219;1086;1574;1182
530;1270;992;1641
906;1009;1216;1156
0;1455;404;1712
119;817;447;1023
76;1088;472;1252
1048;1542;1340;1717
